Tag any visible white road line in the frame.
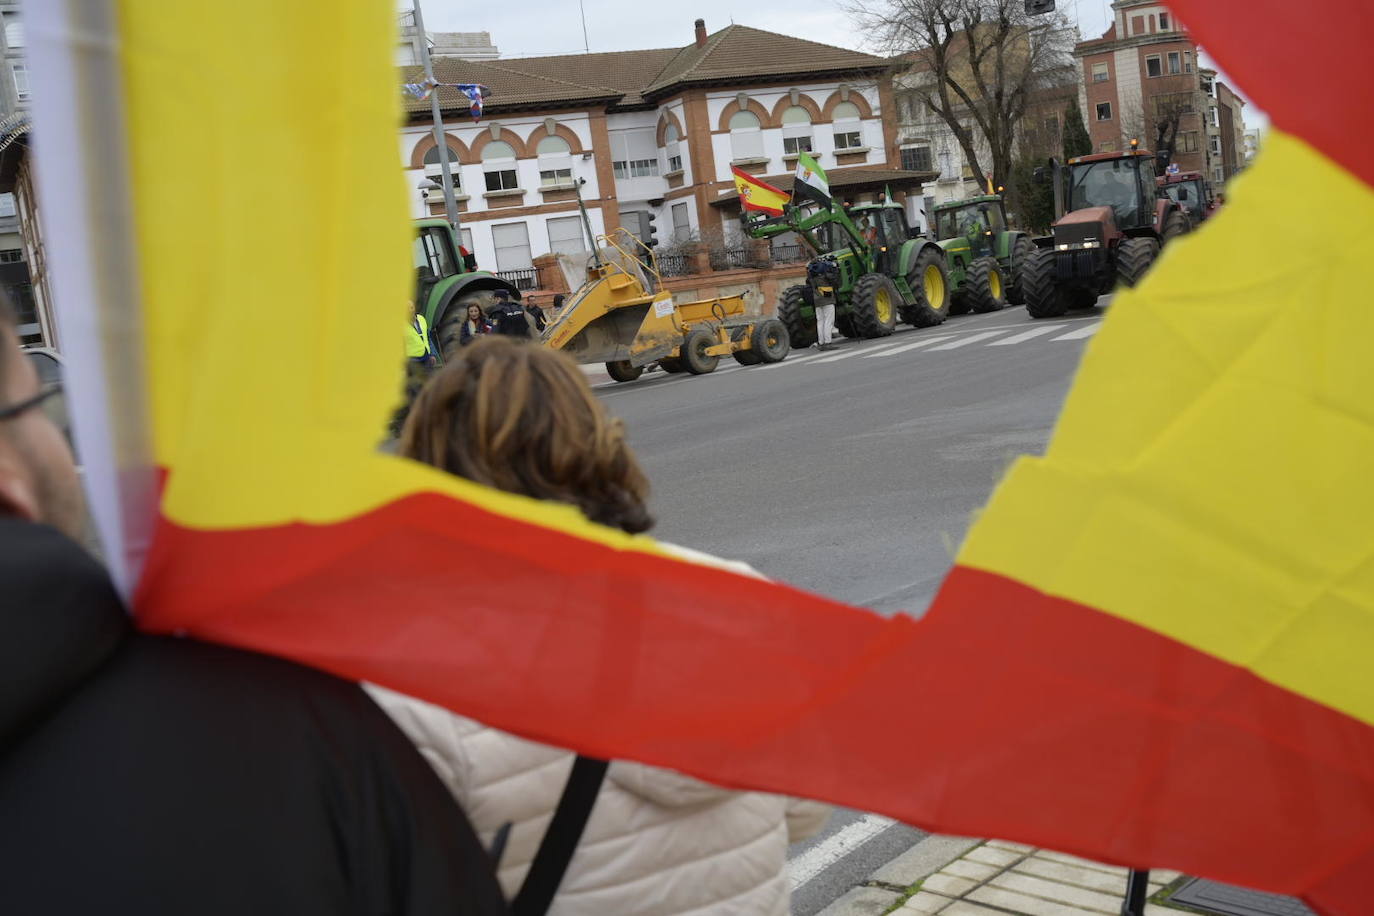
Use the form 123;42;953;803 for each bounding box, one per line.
763;350;835;370
868;334;956;357
787;813;897;890
809;346;875;364
927;329;1011;350
1052;323;1101;341
986;324;1067;346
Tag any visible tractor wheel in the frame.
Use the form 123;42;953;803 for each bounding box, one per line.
777;284;816;349
1115;237;1161;289
657;357;685;373
436;290;497;359
1161;210;1189;243
605;360;643;383
966;257;1008;314
1005;236;1035;305
849;273;900;338
836;314;860;339
1022;247;1069;320
948;294;973;316
750;318;790;363
899;247;950;328
680;327;719;375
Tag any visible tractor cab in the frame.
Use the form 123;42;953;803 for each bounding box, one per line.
1063;150;1161;233
1158;171;1214;225
413;220;464;307
847;203;911;274
933;195;1007;256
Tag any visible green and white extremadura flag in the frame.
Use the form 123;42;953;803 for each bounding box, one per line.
794;151;830;207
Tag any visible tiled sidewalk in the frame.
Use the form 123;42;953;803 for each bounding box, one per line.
896;840;1182;915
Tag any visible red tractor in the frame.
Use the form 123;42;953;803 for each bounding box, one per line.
1158;169;1221;228
1021;144;1191;319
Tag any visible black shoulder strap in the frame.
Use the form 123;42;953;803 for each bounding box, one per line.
510;755;608;916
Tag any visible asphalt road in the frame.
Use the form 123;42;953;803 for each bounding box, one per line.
591;301;1107;914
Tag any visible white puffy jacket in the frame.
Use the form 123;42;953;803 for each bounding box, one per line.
366;685;830;916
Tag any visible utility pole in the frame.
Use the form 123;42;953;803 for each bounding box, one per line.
411;0;461;234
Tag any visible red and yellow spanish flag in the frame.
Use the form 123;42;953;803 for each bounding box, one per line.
33;1;1371;913
731;165;790;216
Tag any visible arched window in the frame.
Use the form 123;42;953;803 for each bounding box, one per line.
535;136;570;155
423;144;460;165
482;141;519;192
536;136;572;188
832;102;863;151
422;143;462;192
482;140;516;161
781;105;813;157
729;110;763;162
664;123;683;172
729;111;760;130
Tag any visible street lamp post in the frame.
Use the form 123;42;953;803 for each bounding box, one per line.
411;0;460;234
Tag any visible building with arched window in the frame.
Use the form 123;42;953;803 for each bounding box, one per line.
400;20;932;285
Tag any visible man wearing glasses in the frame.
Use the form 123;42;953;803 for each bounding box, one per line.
0;306;505;915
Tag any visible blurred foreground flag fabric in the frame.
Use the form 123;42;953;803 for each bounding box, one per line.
914;1;1374;911
28;1;1371;914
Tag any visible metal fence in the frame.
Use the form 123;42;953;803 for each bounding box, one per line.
770;244;807;264
495;268;538;291
709;246;770;271
656;253;694;278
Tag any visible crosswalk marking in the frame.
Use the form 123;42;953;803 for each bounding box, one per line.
864;334;955;357
594;318;1105;389
1052;323;1101;341
764;349;841;369
927;329;1014;350
809;341;901;363
987;325;1067;346
809;350;863;364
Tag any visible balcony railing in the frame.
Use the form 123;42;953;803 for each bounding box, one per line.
495;268;538;291
770;244;807;264
708;246;770;271
656;253;694;278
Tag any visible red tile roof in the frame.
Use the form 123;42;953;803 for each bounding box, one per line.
404;25;890;118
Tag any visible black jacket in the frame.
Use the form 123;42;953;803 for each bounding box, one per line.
0;520;507;915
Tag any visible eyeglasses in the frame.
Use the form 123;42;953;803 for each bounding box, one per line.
0;381;63;422
0;382;68;443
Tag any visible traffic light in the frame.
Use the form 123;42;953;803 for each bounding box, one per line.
1025;0;1054;13
644;211;660;248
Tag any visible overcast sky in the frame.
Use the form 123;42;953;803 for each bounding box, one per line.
414;0;1264;128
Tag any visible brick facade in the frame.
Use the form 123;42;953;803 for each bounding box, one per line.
1073;0;1215;178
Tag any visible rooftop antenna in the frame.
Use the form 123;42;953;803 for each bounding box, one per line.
579;0;590;53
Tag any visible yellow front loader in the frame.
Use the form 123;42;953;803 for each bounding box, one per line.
542;230;790;383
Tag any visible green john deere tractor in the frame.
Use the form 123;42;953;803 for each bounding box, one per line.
930;195;1035;314
412;218;522;359
742;200;950;348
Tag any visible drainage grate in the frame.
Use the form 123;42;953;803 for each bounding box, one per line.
1168;878;1315;916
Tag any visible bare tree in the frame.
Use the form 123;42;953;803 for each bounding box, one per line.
1118;91;1191;165
854;0;1075;190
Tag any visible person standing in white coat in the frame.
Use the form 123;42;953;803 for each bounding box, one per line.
372;337;830;915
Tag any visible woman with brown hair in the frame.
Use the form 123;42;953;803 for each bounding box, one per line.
399;335;651;534
369;337;829;915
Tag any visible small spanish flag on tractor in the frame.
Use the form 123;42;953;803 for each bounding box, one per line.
731;166;789;216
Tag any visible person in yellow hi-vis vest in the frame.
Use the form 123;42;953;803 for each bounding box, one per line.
404;304;436;368
391;302;436;437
